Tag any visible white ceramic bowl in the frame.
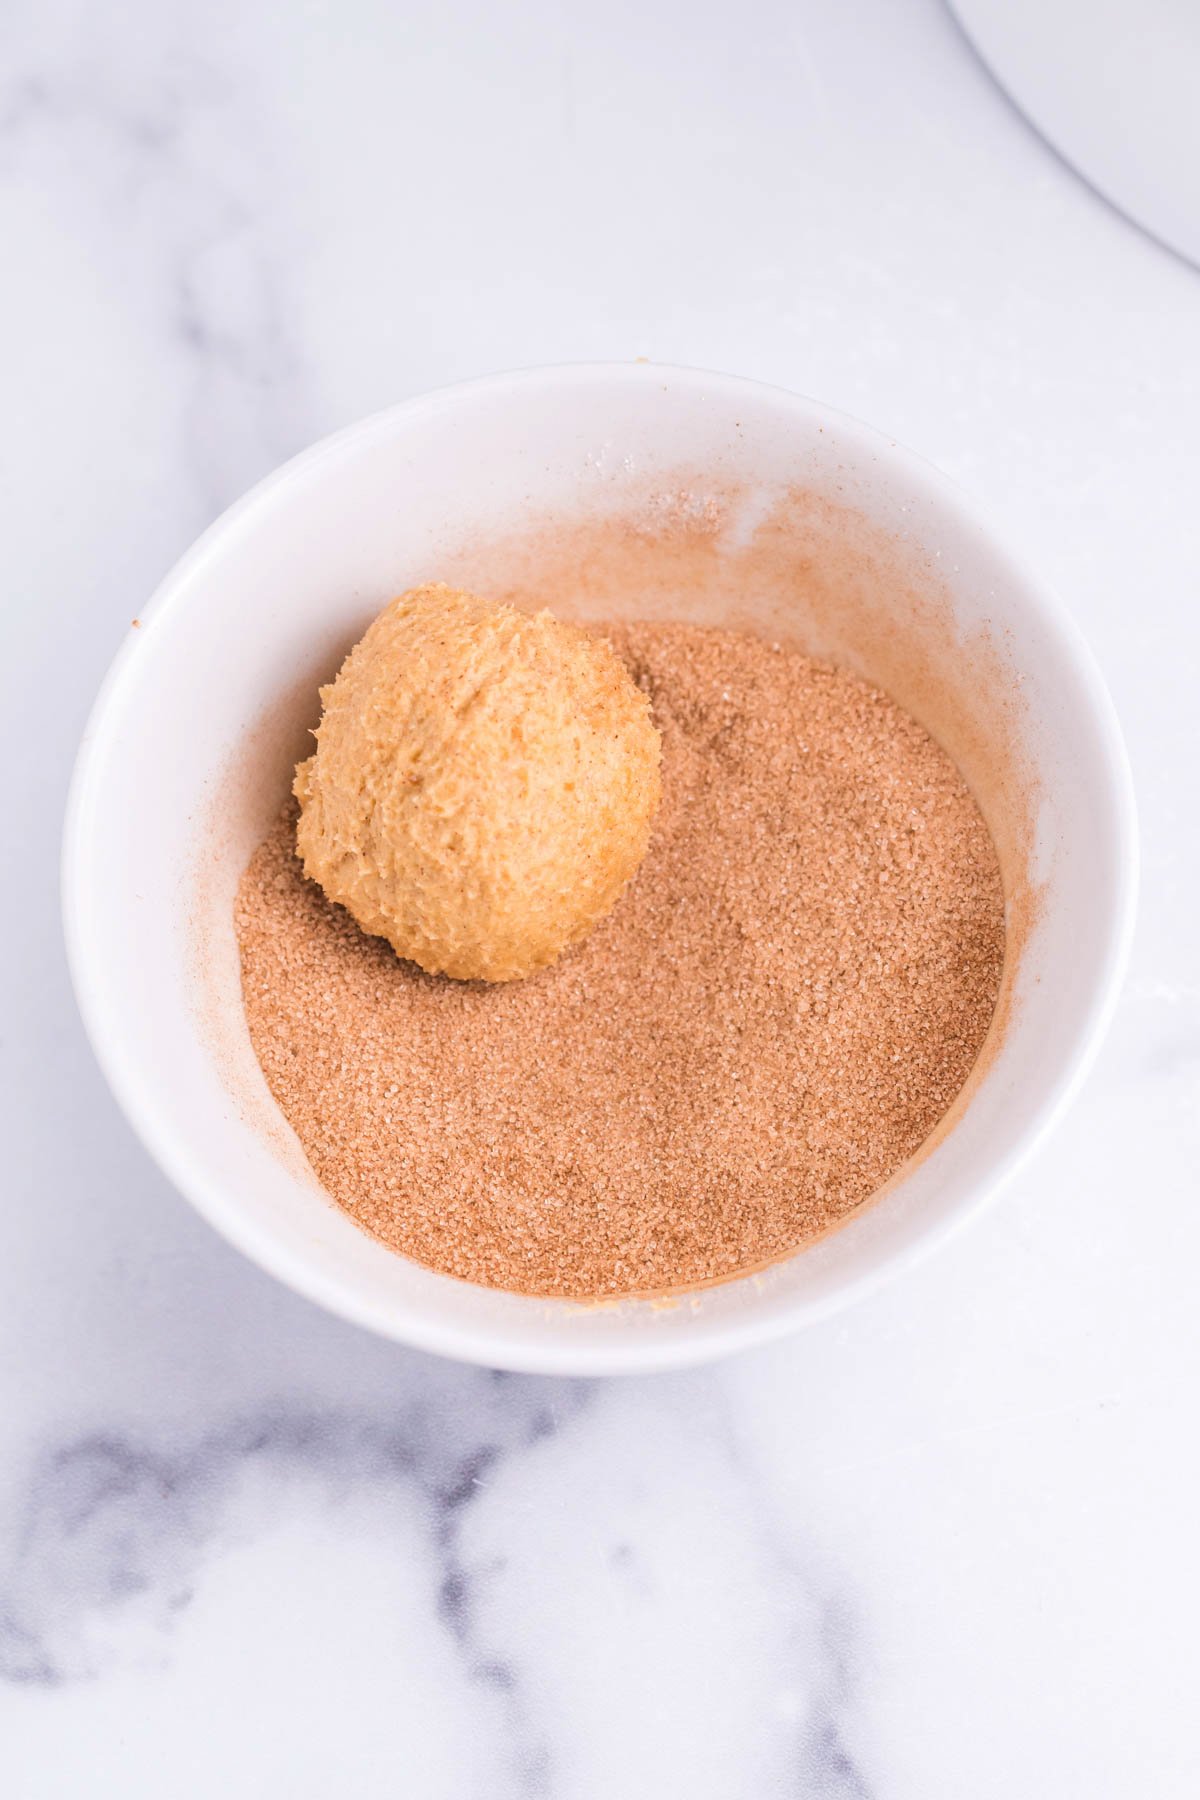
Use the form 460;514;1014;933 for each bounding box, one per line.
63;364;1136;1375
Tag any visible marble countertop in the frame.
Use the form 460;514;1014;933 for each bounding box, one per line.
4;0;1197;1793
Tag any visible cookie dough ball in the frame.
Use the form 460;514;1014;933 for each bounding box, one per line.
294;584;661;982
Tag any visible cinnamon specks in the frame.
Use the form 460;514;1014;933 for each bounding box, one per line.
235;623;1005;1299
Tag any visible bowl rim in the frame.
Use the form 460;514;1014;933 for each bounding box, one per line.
61;361;1139;1374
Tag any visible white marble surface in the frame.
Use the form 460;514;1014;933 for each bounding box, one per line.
3;0;1197;1793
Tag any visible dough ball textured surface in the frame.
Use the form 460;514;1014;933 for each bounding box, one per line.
294;584;662;982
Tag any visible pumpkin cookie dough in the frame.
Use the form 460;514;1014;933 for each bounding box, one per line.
294;584;661;982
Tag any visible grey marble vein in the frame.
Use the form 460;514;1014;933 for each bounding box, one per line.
0;1369;886;1799
0;1366;590;1788
795;1587;874;1800
703;1389;879;1800
0;27;319;521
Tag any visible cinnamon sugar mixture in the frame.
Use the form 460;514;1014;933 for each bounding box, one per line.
235;623;1005;1298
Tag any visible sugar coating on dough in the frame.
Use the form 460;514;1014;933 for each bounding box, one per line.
294;583;662;982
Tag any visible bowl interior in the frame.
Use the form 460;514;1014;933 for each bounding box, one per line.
65;367;1133;1372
